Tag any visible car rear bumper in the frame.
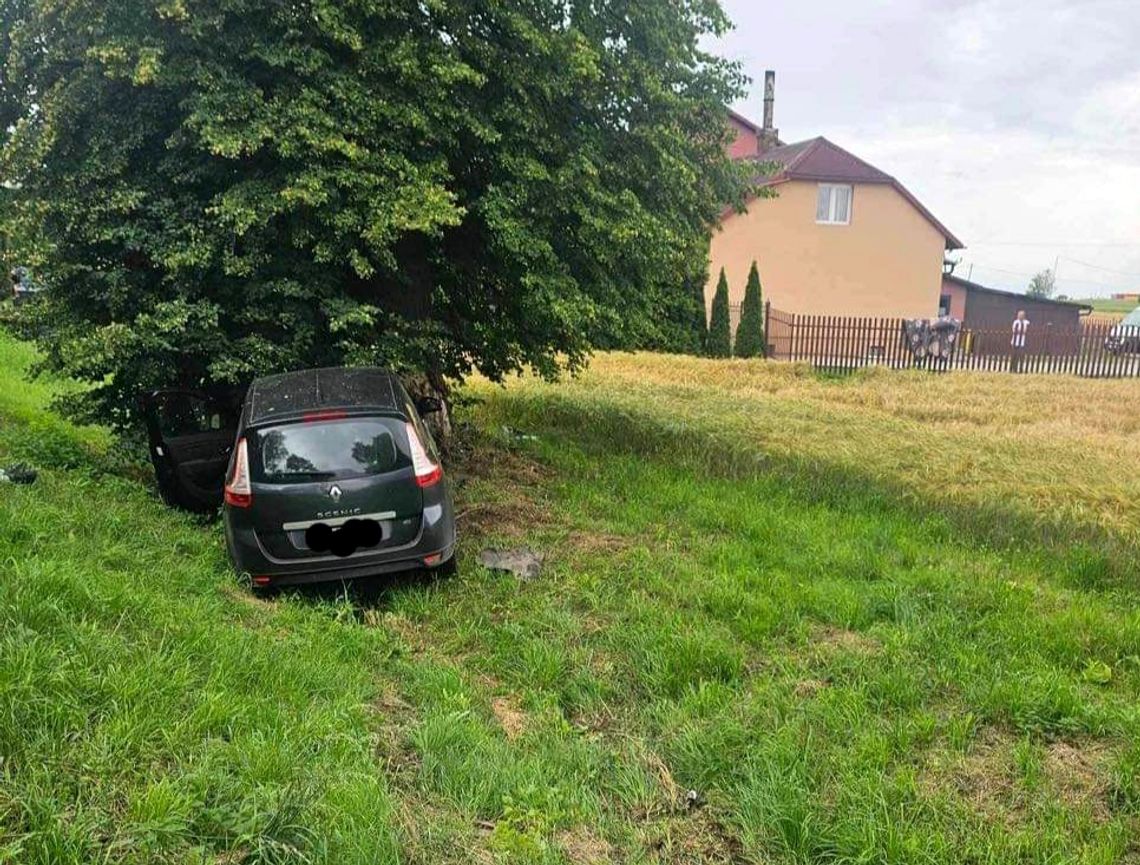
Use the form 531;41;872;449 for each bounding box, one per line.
254;538;457;587
224;488;456;587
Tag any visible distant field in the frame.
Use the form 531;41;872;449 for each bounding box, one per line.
3;333;1140;864
1078;297;1138;318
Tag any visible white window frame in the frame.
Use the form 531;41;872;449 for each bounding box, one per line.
816;183;852;225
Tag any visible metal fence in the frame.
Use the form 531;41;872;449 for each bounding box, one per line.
728;302;741;340
761;304;1140;378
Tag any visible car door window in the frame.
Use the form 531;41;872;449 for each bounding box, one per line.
155;392;229;438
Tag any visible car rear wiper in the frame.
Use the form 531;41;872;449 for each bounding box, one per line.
270;471;338;480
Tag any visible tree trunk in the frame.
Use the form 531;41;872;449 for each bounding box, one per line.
403;371;454;456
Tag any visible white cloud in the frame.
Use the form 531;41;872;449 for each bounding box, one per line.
713;0;1140;297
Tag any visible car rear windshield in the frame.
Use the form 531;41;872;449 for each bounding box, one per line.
252;417;408;484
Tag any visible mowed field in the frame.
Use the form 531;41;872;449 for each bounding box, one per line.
1079;297;1139;316
1080;297;1138;325
2;332;1140;864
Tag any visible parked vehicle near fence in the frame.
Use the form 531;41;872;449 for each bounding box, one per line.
761;302;1140;378
1105;308;1140;354
9;267;42;305
142;367;457;591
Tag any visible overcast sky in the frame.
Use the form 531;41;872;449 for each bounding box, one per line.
711;0;1140;298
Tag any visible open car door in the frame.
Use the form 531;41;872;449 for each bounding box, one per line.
141;389;240;512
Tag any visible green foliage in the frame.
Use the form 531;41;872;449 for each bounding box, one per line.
633;245;710;356
0;0;749;430
734;260;765;357
587;236;711;357
681;251;712;356
1027;269;1057;299
707;268;732;358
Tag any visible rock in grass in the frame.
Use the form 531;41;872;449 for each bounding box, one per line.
478;548;544;580
0;463;37;485
501;425;539;443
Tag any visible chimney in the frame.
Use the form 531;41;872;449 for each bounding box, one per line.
759;70;780;152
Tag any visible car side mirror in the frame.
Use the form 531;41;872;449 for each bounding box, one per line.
415;396;444;416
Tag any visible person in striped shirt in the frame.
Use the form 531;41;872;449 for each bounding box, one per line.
1010;310;1029;372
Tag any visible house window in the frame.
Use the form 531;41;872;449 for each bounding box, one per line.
939;294;952;317
816;184;852;225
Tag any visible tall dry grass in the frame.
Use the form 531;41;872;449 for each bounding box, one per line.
474;353;1140;542
1086;311;1126;325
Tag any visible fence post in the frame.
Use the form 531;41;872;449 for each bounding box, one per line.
763;301;771;358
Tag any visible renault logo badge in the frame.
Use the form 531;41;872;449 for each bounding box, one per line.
328;485;343;502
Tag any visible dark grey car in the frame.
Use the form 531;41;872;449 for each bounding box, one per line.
143;367;457;590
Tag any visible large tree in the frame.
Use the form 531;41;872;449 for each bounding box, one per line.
0;0;749;430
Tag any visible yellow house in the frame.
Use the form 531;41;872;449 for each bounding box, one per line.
710;78;963;324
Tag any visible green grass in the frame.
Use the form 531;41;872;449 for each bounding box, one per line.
2;331;1139;863
1078;297;1139;313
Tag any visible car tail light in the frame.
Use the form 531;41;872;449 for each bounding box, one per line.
406;422;443;488
424;553;443;566
252;575;272;586
224;438;252;508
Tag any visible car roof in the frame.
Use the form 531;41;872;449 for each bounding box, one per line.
247;367;403;426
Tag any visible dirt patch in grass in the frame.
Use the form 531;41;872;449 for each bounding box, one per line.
794;678;829;699
564;528;634;556
372;684;414;718
948;731;1020;822
454;439;556;487
1044;740;1113;820
491;695;527;741
458;496;555;541
920;728;1022;824
809;625;882;656
453;445;557;541
641;810;744;865
919;730;1115;826
644;748;682;809
212;847;251;865
455;440;637;563
397;801;487;865
370;685;421;780
557;826;613;864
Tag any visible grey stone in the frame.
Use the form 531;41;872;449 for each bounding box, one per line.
478;548;544;580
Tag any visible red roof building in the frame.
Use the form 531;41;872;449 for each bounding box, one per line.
708;72;965;327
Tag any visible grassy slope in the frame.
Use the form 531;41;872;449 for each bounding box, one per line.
2;334;1139;864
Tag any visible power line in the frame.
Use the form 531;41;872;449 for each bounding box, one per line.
1059;257;1140;282
962;261;1128;293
